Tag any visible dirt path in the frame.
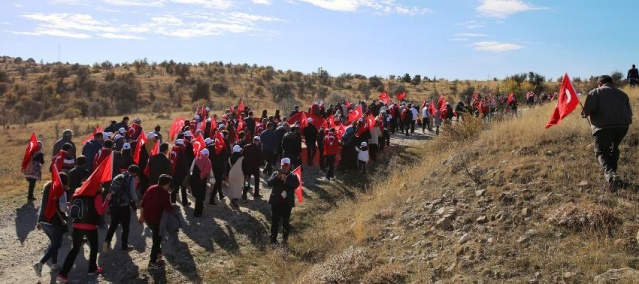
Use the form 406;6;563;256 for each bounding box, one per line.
0;129;433;283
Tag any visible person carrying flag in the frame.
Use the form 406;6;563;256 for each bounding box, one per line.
267;158;300;245
24;140;44;201
33;172;68;277
581;75;633;189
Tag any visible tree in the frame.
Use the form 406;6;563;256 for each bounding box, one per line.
97;72;141;114
191;80;210;102
411;75;422;86
368;76;384;90
611;71;624;86
402;73;411;83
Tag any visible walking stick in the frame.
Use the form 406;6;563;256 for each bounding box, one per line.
579;101;592;128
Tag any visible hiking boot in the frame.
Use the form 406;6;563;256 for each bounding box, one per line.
102;242;110;254
33;262;42;277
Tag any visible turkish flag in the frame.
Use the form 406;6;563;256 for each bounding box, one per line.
308;113;325;130
21;132;39;171
134;130;147;164
292;166;303;203
396;92;406;101
44;165;65;221
336;124;346;140
208;117;218;138
169;117;185;142
325;114;335;128
82;126;103;145
347;105;363;124
238;99;245;115
379;92;390;104
288;111;308;131
507;93;515;104
214;130;226;155
438;94;446;109
74;152;113;197
192;133;206;155
546;73;579;128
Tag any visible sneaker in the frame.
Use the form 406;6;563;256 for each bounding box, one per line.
33;262;43;277
102;242;110;253
123;245;135;252
56;274;68;283
51;263;60;271
88;266;103;275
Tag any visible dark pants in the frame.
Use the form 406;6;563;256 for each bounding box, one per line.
104;205;131;249
263;151;275;176
27;178;37;199
146;223;162;264
403;120;411;136
210;167;225;203
306;144;316;165
244;169;260;197
192;182;206;217
59;228;99;277
369;144;378;161
171;178;189;206
40;223;64;265
318;145;325;169
593;127;628;182
138;174;149;198
410;120;416;133
358;160;367;173
270;204;292;243
325;155;335;179
422;117;431;132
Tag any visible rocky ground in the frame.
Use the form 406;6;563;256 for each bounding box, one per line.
0;128;432;284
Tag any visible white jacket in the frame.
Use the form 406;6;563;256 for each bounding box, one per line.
356;148;369;162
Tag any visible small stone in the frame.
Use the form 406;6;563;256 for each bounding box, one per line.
517;235;529;243
522;208;532;217
563;272;573;279
475;189;486;197
487;238;494;243
578;180;589;187
392;235;401;241
594;268;639;283
432;198;443;206
459;233;470;244
476;216;488;224
434;217;453;230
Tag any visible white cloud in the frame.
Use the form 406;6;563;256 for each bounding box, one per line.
102;0;164;7
298;0;429;15
455;33;487;37
449;38;469;42
170;0;233;9
476;0;544;18
457;20;484;29
100;33;145;39
252;0;272;4
473;41;523;52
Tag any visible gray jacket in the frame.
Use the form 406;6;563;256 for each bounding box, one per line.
159;204;183;237
582;84;632;134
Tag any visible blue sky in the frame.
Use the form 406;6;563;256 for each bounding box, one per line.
1;0;638;81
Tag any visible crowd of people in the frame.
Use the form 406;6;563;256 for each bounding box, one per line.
21;90;572;282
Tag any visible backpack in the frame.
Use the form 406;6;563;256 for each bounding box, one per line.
69;196;88;221
109;173;132;206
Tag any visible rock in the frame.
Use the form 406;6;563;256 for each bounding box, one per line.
392;235;401;241
487;238;494;243
476;216;488;224
499;192;514;204
563;272;573;279
517;235;529;243
578;180;589;187
459;233;470;244
522;208;532;217
475;189;486;197
434;217;453;230
436;207;446;215
593;268;639;283
432;198;443;206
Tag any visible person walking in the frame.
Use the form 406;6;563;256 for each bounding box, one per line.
24;141;44;201
103;165;139;253
189;149;213;217
57;191;111;282
323;128;339;181
33;172;69;277
139;174;174;269
581;75;633;190
267;158;300;245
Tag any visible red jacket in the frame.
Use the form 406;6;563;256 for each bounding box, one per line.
323;134;339;156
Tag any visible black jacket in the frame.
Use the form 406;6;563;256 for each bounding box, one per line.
282;132;302;156
149;153;172;185
303;124;318;146
267;171;300;208
583;84;633;134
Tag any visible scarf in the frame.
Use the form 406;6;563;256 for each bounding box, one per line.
195;154;212;180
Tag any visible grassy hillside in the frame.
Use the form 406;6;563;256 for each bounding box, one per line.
284;87;639;283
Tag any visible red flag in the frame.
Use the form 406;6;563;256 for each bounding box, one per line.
134;130;147;164
366;113;375;130
396;92;406;101
74;152;113;197
192;133;206;155
438;94;446;109
308;113;325;130
236;118;246;137
428;103;437;116
325;114;335;128
292;166;303;203
238;99;245;115
208;117;218;138
21;132;39;171
151;139;159;156
379;92;390;104
169;117;185;142
44;166;65;221
336;124;346;140
546;73;579;128
507;93;515;104
214;130;226;155
288;111;308;129
82;126;103;145
347;105;363;124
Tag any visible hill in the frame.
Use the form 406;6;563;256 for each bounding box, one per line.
0;55;568;126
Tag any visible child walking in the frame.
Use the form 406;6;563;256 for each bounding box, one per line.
356;142;369;174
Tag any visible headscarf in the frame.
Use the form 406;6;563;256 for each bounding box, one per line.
195;148;212;180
